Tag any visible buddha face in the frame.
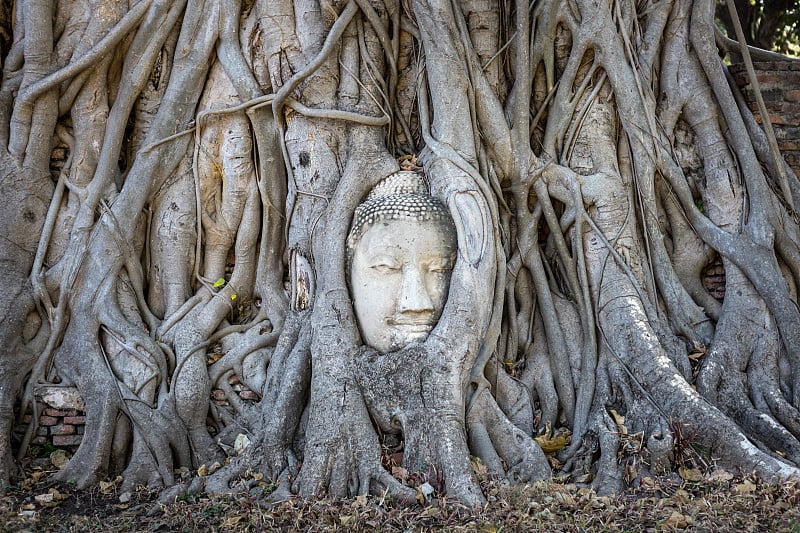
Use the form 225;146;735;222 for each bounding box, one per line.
350;217;456;353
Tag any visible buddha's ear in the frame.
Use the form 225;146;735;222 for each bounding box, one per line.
449;190;490;267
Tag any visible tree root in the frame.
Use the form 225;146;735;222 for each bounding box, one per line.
293;386;415;502
468;386;550;483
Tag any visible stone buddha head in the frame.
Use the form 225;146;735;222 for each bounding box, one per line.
347;172;457;353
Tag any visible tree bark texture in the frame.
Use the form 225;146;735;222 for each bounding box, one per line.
1;0;799;504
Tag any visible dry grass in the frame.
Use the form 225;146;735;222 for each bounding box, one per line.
3;470;800;532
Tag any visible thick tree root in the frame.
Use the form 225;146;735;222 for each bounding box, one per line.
468;386;550;483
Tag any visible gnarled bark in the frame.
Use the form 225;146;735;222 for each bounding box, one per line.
1;0;799;505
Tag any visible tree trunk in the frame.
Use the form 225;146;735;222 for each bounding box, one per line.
1;0;800;504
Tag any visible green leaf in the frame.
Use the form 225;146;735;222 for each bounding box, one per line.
212;278;226;288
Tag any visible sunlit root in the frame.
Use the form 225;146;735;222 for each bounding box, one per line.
467;386;550;483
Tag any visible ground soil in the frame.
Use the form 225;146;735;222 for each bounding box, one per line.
3;458;800;532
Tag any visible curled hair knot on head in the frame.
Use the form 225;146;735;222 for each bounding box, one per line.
346;171;455;254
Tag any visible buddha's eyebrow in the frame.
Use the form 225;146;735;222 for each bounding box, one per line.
426;256;455;268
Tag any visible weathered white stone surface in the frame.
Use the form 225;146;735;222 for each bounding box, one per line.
35;386;85;411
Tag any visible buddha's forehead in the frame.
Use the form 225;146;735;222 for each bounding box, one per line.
355;216;457;255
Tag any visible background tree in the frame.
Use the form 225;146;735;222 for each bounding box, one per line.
716;0;800;55
1;0;800;505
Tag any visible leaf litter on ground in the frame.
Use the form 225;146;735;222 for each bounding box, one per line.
2;468;800;531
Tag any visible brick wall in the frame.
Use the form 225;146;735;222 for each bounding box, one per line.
706;60;800;302
19;378;259;454
31;409;85;450
730;60;800;178
703;258;726;301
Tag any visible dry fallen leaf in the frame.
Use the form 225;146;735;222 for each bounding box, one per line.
99;476;123;494
662;510;689;528
220;515;244;528
670;489;691;505
609;409;627;434
470;456;488;477
705;469;734;483
678;467;703;482
735;480;757;494
534;434;570;454
418;507;442;519
392;465;409;482
688;346;706;362
554;492;576;505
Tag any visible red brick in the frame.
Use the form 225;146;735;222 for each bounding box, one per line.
36;426;49;436
239;390;260;401
754;74;783;84
31;437;47;445
38;415;59;426
53;435;82;447
768;114;787;125
63;416;86;425
50;424;75;436
778;111;800;126
787;90;800;103
760;89;786;103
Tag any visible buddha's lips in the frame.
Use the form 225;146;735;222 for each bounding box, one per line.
388;321;434;333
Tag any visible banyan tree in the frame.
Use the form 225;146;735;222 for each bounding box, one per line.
1;0;800;505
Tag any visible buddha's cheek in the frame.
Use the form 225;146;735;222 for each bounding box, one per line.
351;271;401;352
426;274;451;318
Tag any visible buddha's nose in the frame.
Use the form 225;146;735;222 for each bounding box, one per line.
398;266;434;314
